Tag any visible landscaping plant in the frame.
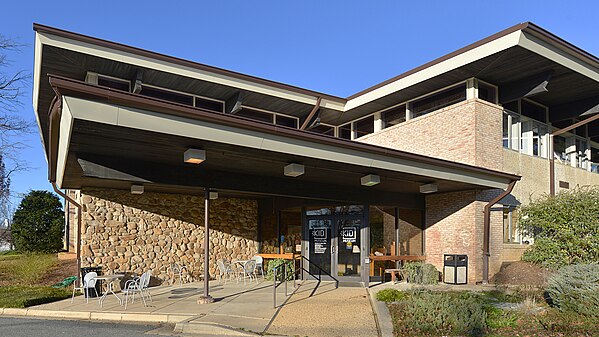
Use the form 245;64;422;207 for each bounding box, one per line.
403;261;439;284
11;190;64;253
519;186;599;268
546;263;599;317
266;258;294;281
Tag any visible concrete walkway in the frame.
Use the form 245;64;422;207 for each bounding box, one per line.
19;279;293;335
267;280;378;337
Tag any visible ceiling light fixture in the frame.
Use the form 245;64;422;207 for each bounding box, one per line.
209;191;219;200
184;148;206;164
420;183;438;194
131;184;144;195
284;163;305;177
361;174;380;186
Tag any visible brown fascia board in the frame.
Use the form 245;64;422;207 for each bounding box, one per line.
47;74;520;183
33;23;346;104
347;22;599;100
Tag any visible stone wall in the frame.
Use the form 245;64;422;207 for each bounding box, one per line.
79;189;258;283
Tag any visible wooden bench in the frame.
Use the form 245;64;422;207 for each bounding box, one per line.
384;268;405;283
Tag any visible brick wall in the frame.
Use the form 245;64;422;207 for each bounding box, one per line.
358;99;503;171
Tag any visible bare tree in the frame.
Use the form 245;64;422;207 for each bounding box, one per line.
0;34;33;249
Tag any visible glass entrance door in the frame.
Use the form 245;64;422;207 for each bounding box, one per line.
306;213;363;281
336;218;362;278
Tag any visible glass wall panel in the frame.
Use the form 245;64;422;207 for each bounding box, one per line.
339;123;352;140
280;208;302;253
382;105;407;128
398;209;423;255
369;206;397;277
354;116;374;138
412;84;466;118
478;82;497;104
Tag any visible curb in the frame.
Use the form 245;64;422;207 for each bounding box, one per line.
174;321;261;336
367;289;394;337
0;307;194;324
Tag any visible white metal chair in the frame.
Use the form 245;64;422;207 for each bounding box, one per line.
71;272;98;303
216;260;236;284
122;271;152;309
252;255;265;279
238;260;257;286
169;262;189;286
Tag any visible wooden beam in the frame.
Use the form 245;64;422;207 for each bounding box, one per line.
225;91;243;114
78;158;151;183
132;69;143;94
499;71;553;103
550;97;599;122
300;97;322;130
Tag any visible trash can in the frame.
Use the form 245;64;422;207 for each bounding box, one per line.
443;254;468;284
80;266;102;298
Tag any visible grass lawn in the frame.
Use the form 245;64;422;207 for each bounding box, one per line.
0;251;72;308
377;288;598;337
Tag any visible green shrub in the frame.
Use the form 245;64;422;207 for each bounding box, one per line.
389;290;486;336
520;186;599;268
265;258;294;281
546;263;599;317
375;288;406;303
404;262;439;284
11;191;64;253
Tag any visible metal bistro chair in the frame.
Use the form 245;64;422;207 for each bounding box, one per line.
122;270;152;309
238;260;257;286
216;260;236;285
252;255;265;279
71;271;98;303
169;262;189;286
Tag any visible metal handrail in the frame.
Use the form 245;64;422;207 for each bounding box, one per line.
299;255;339;288
272;260;298;309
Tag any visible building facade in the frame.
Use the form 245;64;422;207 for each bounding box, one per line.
34;22;598;285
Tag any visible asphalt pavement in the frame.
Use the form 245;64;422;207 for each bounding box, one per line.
0;317;167;337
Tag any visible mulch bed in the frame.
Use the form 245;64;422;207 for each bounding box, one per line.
492;261;553;286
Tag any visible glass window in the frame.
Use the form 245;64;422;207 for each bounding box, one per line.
280;209;302;253
591;146;599;173
510;114;520;151
140;86;194;106
382;105;406;128
354;116;374;138
503;207;520;244
502;113;510;148
412;84;466;118
576;138;588;169
521;100;547;123
478;82;497;104
339;123;352;140
554;136;570;164
195;97;224;112
98;76;130;92
503;100;518;113
275;115;298;128
398;209;423;256
236;108;274;124
309;124;335;136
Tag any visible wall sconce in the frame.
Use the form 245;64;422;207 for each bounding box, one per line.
209;191;219;200
361;174;380;186
184;148;206;164
284;163;304;177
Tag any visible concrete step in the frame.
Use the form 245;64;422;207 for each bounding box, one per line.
174;321;264;336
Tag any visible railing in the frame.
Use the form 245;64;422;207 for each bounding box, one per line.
272;258;299;309
299;255;339;288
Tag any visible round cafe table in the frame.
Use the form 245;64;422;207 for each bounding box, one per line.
93;274;125;307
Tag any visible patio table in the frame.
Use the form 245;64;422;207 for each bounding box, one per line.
93;274;125;307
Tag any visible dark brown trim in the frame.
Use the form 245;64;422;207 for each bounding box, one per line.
33;23;346;103
482;181;517;284
47;94;62;182
524;22;599;66
300;97;321;130
47;75;521;184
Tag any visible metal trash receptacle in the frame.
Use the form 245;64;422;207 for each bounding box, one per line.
80;266;102;297
443;254;468;284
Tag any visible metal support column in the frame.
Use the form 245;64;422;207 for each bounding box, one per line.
198;188;215;304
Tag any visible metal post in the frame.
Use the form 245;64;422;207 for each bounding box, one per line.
284;263;288;296
273;267;277;308
198;188;214;304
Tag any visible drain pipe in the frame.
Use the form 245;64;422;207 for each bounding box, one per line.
482;180;517;284
52;182;82;286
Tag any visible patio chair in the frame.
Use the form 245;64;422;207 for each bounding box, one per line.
252;255;265;279
169;262;189;286
122;270;152;309
71;272;98;303
238;260;257;286
216;260;236;285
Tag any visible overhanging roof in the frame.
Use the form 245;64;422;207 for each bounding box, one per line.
47;76;518;199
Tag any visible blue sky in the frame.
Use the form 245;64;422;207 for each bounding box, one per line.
0;0;598;207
